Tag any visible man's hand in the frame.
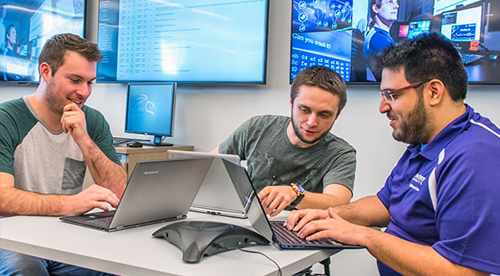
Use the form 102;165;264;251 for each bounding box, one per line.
62;184;120;215
284;208;329;231
258;185;297;217
294;208;367;246
61;102;89;144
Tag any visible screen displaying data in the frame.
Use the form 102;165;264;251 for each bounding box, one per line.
97;0;269;83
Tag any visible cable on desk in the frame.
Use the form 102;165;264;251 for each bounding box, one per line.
237;247;282;276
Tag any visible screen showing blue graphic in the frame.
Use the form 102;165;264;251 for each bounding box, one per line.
292;0;353;33
451;24;477;41
291;0;353;82
291;0;500;84
125;83;176;141
291;30;351;82
97;0;269;83
441;5;482;42
408;21;431;39
0;0;85;83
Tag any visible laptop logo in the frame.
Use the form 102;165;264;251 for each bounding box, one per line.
144;170;159;175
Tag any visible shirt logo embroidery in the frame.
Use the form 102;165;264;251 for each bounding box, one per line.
409;173;426;191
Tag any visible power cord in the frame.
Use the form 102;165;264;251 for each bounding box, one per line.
237;247;283;276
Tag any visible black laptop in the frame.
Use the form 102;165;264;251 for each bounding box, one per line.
60;158;213;232
221;158;364;250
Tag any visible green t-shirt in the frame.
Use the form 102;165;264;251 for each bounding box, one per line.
0;97;120;195
219;115;356;194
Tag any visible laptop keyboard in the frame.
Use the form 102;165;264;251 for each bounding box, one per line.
85;216;112;228
112;137;134;145
461;53;485;65
270;221;342;246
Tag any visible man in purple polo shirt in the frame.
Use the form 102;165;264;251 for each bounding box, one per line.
284;33;500;276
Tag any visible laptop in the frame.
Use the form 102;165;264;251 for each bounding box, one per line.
221;158;364;250
60;158;213;232
167;150;252;219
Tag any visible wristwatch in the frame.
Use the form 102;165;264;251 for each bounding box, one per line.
289;183;305;209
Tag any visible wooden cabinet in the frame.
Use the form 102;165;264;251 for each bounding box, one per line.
115;145;194;179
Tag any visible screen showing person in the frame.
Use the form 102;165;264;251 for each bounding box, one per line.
290;0;500;84
0;0;85;82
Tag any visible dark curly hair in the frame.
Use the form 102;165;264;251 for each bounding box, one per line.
375;32;467;101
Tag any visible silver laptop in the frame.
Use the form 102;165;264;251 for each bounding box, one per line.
167;150;252;219
60;158;213;232
221;158;364;250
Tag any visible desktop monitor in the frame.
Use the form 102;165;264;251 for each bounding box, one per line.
407;21;431;39
440;5;483;43
125;83;176;146
0;0;86;83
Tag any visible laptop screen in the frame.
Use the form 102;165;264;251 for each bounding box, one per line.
222;159;273;242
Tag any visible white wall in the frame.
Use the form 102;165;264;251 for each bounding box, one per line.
1;1;500;275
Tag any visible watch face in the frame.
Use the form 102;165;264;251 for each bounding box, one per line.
296;184;305;193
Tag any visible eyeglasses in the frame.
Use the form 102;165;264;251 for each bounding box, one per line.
379;80;430;103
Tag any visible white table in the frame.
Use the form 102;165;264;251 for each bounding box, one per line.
0;212;341;276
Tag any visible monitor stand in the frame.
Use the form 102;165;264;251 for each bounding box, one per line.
142;135;173;147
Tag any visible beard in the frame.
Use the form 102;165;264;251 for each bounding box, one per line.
291;112;332;145
392;93;434;144
45;81;65;115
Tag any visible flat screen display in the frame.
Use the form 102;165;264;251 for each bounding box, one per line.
290;0;500;84
0;0;85;83
125;83;176;141
433;0;482;15
97;0;269;83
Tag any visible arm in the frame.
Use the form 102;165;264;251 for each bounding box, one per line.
296;208;487;276
0;172;120;216
258;183;352;217
61;103;127;198
210;146;219;154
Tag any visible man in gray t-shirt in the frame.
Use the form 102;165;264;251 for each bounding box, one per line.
0;34;126;276
214;66;356;217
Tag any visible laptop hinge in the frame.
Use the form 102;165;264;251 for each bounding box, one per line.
116;225;125;230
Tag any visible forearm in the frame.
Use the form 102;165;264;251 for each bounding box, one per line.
361;228;487;276
334;195;390;227
297;191;349;209
0;185;68;216
78;138;126;197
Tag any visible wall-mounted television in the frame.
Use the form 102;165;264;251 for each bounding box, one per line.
125;83;176;146
290;0;500;84
0;0;86;83
97;0;269;84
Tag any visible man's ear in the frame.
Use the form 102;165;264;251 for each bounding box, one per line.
372;4;379;14
39;62;52;82
428;79;446;107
